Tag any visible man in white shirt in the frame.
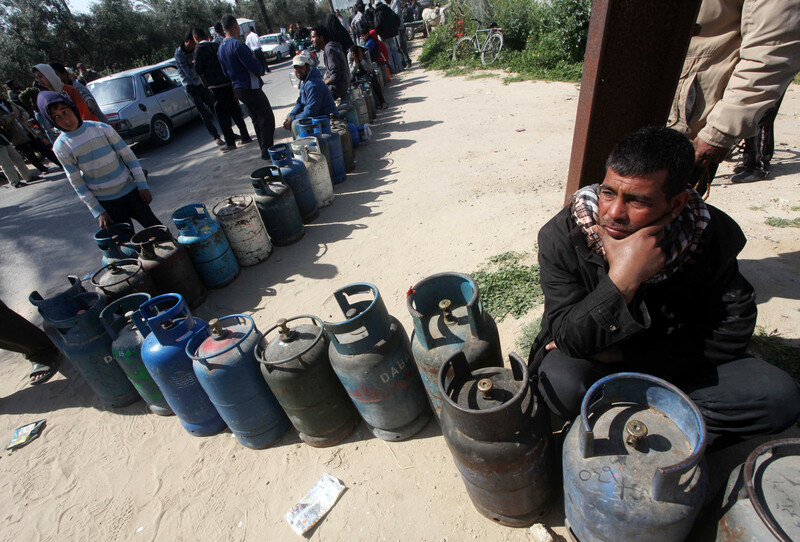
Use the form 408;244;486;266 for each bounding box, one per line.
245;30;271;73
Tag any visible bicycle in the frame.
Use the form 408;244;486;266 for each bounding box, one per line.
452;19;504;65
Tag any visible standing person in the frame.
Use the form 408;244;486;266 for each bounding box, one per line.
731;93;785;183
0;300;61;385
175;31;225;148
5;80;26;111
351;3;365;44
245;29;271;73
193;26;253;153
0;97;58;172
75;63;102;85
325;13;355;52
390;0;412;67
312;26;350;100
374;0;402;73
364;28;392;84
668;0;800;193
0;129;41;188
33;63;99;122
217;14;276;160
213;22;225;44
283;55;337;137
38;91;161;230
49;62;107;123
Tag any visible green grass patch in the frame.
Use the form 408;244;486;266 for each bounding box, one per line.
516;317;542;354
749;205;765;212
750;326;800;381
472;251;543;321
466;72;498;80
765;217;800;228
790;206;800;211
444;67;475;77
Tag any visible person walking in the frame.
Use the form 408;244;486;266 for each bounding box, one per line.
0;129;40;188
176;32;225;148
0;97;58;172
245;29;272;73
217;14;276;160
193;26;253;153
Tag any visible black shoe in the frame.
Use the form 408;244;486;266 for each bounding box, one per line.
13;181;28;188
241;137;253;144
233;133;242;140
29;174;42;182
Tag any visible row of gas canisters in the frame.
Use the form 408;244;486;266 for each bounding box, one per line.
29;271;797;542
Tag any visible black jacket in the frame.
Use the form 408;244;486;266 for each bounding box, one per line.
374;3;400;39
193;40;231;88
529;204;756;380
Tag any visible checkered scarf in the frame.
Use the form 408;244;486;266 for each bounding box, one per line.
570;184;711;283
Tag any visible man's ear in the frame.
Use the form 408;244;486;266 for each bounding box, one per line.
670;190;691;216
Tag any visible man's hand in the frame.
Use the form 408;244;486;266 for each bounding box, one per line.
591;213;673;303
283;117;292;130
139;189;153;204
98;212;112;229
693;137;728;168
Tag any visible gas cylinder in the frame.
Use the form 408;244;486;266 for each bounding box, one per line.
407;273;503;419
330;118;355;173
172;203;239;289
439;351;555;527
139;293;226;436
361;81;377;121
187;315;289;449
256;316;360;447
90;259;159;303
94;223;137;265
311;116;346;184
297;119;332;181
716;438;800;542
563;372;708;542
250;167;305;246
290;137;334;208
212;195;272;266
35;291;140;407
131;225;207;309
29;275;86;322
324;283;431;441
348;87;370;126
99;293;172;415
337;103;359;127
268;143;319;224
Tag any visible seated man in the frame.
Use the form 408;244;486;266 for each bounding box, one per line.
283;55;337;137
531;126;800;450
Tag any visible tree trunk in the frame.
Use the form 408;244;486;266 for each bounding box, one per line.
255;0;273;33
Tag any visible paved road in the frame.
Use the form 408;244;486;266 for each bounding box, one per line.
0;59;300;320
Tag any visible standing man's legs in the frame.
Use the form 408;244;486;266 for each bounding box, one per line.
236;88;275;160
212;86;237;148
0;145;33;187
0;300;60;384
227;90;252;143
14;142;49;172
186;84;222;143
99;190;162;230
397;32;411;66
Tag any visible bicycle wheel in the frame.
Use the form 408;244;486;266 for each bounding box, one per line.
453;37;476;62
481;32;503;65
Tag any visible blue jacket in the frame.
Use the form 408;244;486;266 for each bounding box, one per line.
175;45;202;87
217;37;264;90
289;67;337;121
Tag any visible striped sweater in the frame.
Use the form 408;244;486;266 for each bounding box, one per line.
53;121;148;218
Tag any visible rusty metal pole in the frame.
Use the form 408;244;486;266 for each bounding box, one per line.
565;0;701;202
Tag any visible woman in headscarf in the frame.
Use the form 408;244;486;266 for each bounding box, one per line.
32;63;99;122
326;13;355;51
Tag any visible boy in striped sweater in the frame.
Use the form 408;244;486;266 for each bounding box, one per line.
37;91;161;230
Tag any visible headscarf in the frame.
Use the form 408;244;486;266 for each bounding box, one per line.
326;13;355;50
33;63;64;93
369;29;390;63
37;90;82;131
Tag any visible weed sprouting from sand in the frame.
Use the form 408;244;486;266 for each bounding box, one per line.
750;326;800;381
765;217;800;228
749;205;765;212
466;73;498;80
472;251;543;320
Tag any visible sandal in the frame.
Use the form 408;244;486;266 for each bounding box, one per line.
30;356;60;386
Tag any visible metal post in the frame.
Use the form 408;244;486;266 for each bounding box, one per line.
565;0;701;201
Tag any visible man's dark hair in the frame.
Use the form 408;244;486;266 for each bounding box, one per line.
221;14;237;32
49;62;68;75
356;1;365;12
184;29;194;43
605;126;695;198
193;26;208;40
312;25;329;42
214;21;224;34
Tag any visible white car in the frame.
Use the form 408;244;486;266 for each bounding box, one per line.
259;34;296;63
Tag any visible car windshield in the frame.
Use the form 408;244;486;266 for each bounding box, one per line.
88;77;135;106
260;36;279;44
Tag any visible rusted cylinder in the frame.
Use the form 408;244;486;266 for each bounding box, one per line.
91;259;159;303
212;195;272;267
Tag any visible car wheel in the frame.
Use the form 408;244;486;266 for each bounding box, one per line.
149;115;173;146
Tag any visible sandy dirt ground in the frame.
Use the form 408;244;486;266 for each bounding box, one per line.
1;43;799;541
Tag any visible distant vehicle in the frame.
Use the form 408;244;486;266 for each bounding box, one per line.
259;33;296;63
209;18;257;40
87;60;198;146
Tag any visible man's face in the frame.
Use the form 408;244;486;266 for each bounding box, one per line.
597;169;684;239
33;70;52;90
49;102;80;131
311;31;323;49
293;64;310;81
184;39;196;52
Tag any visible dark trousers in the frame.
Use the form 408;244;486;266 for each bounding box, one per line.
0;300;58;366
742;94;784;173
212;85;250;148
253;48;271;72
537;349;800;449
235;88;275;160
99;189;162;229
186;84;220;140
16;137;58;170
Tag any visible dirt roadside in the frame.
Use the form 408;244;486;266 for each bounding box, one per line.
0;43;798;541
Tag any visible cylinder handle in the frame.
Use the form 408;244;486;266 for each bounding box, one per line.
277;318;297;342
625;419;648;449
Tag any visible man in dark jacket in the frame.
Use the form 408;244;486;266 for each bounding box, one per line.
312;26;350;100
531;126;800;449
283;55;337;137
193;26;252;152
175;31;224;148
374;0;402;72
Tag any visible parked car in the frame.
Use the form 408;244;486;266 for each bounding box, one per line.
86;60;198;146
259;33;296;63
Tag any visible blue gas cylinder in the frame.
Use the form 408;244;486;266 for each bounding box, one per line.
297;119;332;180
139;294;226;436
267;144;319;224
187;315;290;449
94;223;138;266
325;283;432;441
250;166;305;246
311;116;346;184
35;290;140;407
171;203;239;289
